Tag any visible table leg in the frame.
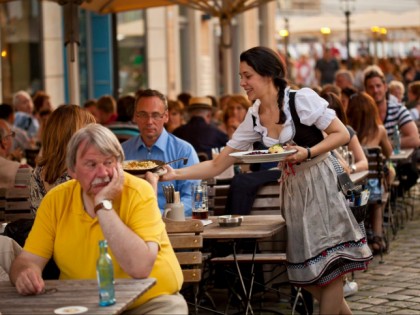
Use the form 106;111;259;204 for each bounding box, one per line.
232;240;257;315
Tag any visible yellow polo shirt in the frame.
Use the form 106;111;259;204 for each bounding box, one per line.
25;172;183;309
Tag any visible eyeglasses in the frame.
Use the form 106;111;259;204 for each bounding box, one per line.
5;131;15;138
135;111;166;121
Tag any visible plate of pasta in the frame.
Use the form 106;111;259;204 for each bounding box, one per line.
122;159;165;175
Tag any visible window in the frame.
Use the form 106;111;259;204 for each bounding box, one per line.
0;0;42;103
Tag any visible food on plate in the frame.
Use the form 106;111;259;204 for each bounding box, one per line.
123;160;159;170
245;150;268;155
268;144;284;154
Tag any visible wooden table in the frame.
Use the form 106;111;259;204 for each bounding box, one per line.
390;148;415;162
0;278;156;315
203;214;285;239
350;170;369;184
204;215;285;314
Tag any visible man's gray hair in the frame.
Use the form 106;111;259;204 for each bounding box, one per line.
12;91;31;107
335;69;354;85
66;124;125;172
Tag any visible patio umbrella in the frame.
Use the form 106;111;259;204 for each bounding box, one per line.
81;0;276;94
0;0;83;105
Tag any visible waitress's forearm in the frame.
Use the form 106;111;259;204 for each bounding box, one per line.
311;131;350;157
174;156;237;180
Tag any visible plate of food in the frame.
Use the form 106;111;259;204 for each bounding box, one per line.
229;144;297;163
122;159;165;175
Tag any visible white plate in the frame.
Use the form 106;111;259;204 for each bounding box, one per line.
229;149;297;163
135;167;167;178
54;306;88;315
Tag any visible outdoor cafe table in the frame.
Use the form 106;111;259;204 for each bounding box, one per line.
203;215;285;240
390;148;415;163
0;278;156;315
203;215;285;314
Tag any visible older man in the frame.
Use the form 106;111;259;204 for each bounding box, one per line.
0;120;31;188
10;124;188;314
12;91;39;139
122;89;199;216
0;103;31;153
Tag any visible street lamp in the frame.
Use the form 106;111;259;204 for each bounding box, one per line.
340;0;355;68
380;27;387;58
320;27;331;48
279;17;290;76
371;26;380;63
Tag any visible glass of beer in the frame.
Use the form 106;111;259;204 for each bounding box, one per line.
192;182;208;220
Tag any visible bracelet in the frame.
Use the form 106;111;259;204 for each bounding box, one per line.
306;147;311;160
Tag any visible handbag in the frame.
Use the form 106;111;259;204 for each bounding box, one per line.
337;172;369;223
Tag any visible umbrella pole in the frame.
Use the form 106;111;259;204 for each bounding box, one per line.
220;18;233;94
63;0;81;105
66;43;80;105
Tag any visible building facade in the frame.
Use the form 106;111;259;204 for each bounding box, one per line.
0;1;277;107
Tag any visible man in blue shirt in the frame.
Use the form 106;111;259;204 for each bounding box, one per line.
122;89;200;216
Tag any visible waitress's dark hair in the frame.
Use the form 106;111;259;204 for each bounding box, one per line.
240;46;288;124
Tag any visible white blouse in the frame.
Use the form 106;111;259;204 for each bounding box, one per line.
227;87;335;151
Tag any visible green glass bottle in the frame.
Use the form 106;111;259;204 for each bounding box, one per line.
96;240;116;306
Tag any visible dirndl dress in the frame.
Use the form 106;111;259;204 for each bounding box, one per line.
279;152;373;287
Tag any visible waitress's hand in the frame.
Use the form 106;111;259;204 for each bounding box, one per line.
282;144;309;164
160;165;176;182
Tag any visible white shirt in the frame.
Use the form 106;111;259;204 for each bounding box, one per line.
227;87;335;151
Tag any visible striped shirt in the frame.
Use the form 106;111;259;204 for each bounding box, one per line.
383;100;413;138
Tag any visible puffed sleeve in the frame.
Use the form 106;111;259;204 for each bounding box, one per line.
294;88;336;130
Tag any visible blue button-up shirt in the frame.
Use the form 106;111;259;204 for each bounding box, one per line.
122;129;200;216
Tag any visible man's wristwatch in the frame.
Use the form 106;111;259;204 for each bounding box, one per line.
94;200;113;213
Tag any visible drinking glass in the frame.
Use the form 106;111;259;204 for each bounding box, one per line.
191;182;208;220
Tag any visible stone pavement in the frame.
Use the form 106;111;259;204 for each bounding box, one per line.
195;193;420;314
347;198;420;314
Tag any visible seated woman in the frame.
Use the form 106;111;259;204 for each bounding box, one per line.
165;99;185;133
347;92;394;254
321;92;368;174
30;105;96;214
219;94;251;138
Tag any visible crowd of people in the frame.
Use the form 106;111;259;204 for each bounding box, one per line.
0;45;419;314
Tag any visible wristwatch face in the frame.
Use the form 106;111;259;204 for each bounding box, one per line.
94;200;113;213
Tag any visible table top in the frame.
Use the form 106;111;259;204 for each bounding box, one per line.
0;278;156;315
203;214;285;239
350;170;369;184
390;148;415;162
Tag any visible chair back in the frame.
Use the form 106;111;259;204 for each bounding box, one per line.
364;146;387;202
163;218;204;283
